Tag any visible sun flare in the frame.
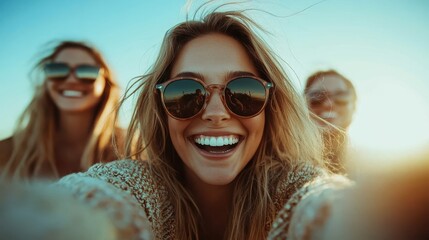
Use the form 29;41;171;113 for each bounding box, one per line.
349;80;429;158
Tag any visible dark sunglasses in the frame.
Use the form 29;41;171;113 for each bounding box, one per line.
307;91;352;107
156;76;274;120
44;62;101;83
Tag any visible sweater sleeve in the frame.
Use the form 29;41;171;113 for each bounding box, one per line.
268;174;351;240
58;167;154;240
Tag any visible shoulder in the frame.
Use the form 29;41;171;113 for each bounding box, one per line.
89;159;148;174
269;164;326;228
62;159;168;205
59;159;147;186
60;159;153;193
0;137;13;168
86;159;153;187
273;164;326;205
86;159;170;207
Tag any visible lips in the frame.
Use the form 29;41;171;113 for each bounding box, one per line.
192;134;241;154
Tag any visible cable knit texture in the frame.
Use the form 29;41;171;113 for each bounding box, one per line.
59;159;349;239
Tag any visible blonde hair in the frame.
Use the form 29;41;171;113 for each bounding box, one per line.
3;41;122;179
123;11;324;239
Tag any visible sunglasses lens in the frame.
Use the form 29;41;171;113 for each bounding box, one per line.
163;79;206;119
75;65;101;82
334;98;348;106
334;92;352;106
225;77;267;117
307;91;325;107
308;91;352;107
309;97;324;107
44;63;69;80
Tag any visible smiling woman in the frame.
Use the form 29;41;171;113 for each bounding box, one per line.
0;6;426;240
304;70;357;174
52;10;352;239
166;33;266;186
0;41;125;179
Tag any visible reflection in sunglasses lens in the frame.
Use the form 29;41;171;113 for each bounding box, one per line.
44;63;100;82
44;63;70;80
163;79;206;119
308;92;351;107
225;77;266;117
75;65;100;82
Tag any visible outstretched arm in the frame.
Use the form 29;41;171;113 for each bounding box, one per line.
58;173;154;239
0;173;154;240
269;156;429;240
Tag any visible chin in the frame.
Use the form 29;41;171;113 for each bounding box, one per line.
199;170;238;186
204;178;234;186
56;103;98;113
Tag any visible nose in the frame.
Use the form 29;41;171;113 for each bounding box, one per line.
321;96;334;109
201;90;230;123
64;69;79;83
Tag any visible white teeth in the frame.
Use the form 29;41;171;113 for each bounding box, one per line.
210;137;217;146
62;90;83;97
194;135;239;147
320;111;338;119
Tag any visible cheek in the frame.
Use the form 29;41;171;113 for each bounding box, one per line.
93;77;106;97
167;117;190;154
242;112;265;145
340;103;354;116
46;81;56;98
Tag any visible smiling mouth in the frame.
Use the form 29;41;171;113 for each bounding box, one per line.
320;111;338;119
61;90;85;97
193;135;241;154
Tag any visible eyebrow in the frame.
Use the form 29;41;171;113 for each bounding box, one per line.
225;71;257;79
172;71;257;80
173;72;204;79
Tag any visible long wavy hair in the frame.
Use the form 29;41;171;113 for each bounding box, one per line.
3;41;121;179
122;11;324;239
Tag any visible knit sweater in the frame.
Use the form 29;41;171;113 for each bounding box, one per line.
58;159;348;239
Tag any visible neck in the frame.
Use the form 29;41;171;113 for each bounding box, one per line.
44;110;97;177
186;171;233;240
57;110;95;143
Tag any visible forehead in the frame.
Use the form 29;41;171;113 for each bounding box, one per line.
53;47;97;66
170;33;257;82
307;74;349;93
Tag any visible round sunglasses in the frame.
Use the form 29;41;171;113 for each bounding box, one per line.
307;90;353;108
156;76;274;120
44;62;101;83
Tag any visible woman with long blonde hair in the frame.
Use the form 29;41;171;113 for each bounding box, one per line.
0;41;124;179
57;11;348;239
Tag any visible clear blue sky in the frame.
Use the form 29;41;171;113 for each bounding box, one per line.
1;0;428;155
